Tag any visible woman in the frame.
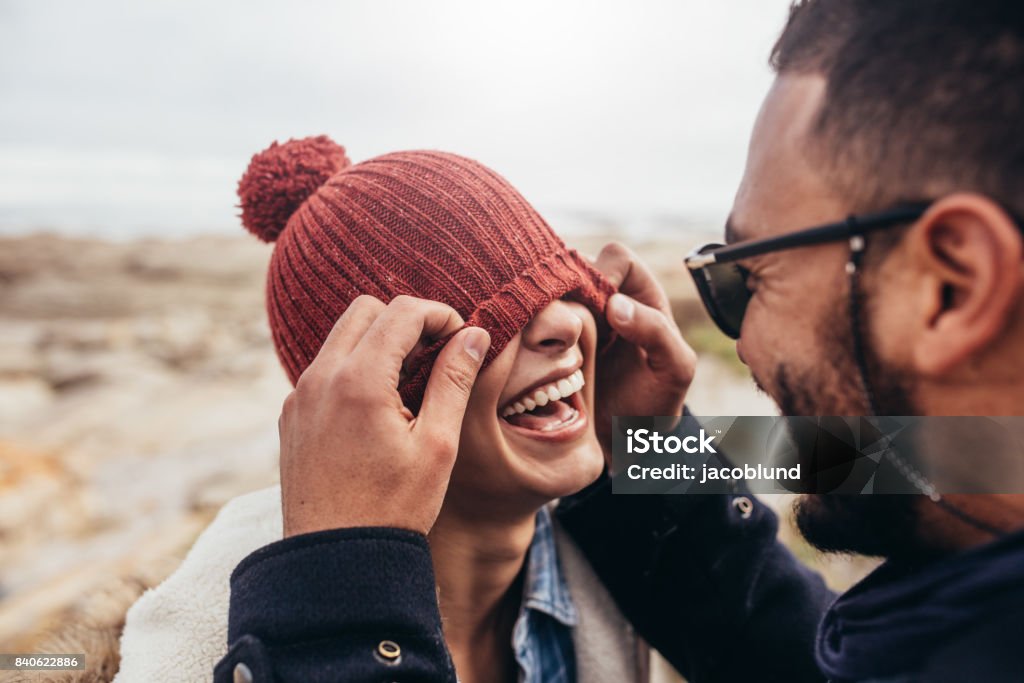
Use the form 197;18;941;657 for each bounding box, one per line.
115;136;652;682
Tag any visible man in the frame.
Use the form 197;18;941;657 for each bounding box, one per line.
215;1;1024;681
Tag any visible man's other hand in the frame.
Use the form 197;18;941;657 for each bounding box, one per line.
593;243;696;454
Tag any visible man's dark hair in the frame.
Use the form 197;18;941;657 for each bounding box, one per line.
771;0;1024;221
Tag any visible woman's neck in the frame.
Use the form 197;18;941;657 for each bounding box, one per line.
428;500;539;683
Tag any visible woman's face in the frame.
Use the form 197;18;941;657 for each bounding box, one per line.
448;298;605;514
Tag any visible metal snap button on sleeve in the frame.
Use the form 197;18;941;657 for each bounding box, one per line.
733;496;754;519
376;639;402;664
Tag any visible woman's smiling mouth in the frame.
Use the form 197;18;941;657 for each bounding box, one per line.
499;369;589;442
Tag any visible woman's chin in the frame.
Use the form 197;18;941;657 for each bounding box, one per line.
454;409;605;507
505;436;606;501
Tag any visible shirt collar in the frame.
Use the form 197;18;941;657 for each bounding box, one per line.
521;506;578;627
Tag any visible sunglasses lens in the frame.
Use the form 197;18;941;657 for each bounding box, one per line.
703;262;750;338
688;244;750;339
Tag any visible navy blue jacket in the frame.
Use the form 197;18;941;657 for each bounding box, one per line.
214;478;833;682
215;472;1024;683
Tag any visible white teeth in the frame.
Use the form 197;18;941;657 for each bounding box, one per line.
501;369;586;417
570;372;584;391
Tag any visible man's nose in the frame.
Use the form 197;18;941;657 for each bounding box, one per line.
521;300;584;354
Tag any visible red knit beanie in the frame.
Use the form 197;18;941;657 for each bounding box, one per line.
238;135;616;412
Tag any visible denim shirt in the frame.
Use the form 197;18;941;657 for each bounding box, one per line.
511;506;578;683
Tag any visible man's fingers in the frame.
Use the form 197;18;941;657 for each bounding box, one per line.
352;296;467;380
316;295;387;362
416;326;490;441
593;242;633;288
594;242;672;315
607;293;696;384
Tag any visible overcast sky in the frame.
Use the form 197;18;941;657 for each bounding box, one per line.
0;0;793;238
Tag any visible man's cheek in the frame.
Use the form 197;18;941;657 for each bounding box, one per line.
737;312;783;386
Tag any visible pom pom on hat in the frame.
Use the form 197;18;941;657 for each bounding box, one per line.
237;135;351;242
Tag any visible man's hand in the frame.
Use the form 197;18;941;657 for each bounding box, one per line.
593;243;697;453
278;295;491;538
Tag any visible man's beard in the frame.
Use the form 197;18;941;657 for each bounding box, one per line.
769;278;916;417
793;494;927;559
776;277;931;559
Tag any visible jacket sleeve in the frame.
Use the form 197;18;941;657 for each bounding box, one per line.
214;527;456;683
556;478;834;683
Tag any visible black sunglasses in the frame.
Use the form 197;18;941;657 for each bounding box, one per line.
684;203;932;339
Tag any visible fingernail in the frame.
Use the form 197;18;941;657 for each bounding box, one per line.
463;327;490;362
609;294;635;324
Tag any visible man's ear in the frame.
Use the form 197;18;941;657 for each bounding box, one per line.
910;193;1023;376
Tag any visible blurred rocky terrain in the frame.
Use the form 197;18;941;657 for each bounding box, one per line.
0;234;288;660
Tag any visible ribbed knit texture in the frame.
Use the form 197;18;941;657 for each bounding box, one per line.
238;138;615;412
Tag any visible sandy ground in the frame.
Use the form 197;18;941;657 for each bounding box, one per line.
0;232;875;678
